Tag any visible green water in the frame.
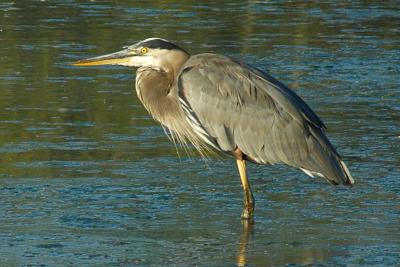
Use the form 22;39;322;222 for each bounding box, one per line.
0;1;399;266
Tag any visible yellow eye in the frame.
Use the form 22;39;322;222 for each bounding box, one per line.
140;47;149;54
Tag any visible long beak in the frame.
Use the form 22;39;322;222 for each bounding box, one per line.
72;48;136;66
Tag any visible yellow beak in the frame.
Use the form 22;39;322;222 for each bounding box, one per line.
72;48;136;66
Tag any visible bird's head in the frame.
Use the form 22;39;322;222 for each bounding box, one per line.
72;38;189;71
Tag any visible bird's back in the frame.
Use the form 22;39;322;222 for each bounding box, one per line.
177;53;354;185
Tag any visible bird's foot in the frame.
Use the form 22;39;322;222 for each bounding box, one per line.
241;193;255;219
241;205;254;220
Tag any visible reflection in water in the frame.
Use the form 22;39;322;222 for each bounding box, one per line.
237;219;253;267
235;218;347;266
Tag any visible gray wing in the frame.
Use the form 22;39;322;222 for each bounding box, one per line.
177;53;353;185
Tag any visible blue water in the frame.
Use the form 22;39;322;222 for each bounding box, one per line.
0;1;399;266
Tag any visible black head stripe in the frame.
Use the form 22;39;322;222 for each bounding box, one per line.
139;38;187;53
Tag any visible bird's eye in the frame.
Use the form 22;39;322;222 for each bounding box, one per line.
140;47;149;54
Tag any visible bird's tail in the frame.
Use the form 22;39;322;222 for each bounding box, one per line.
300;157;354;186
339;160;355;185
300;126;355;186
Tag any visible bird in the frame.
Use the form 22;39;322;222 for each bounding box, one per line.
73;37;354;219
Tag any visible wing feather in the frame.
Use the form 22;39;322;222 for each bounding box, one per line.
177;53;353;185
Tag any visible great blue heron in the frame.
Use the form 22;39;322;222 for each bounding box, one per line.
73;38;354;219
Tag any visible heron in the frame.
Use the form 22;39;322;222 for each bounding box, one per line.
73;37;354;219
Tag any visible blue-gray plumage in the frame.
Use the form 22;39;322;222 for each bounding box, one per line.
73;38;354;219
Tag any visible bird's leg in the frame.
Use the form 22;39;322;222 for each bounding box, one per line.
236;159;255;219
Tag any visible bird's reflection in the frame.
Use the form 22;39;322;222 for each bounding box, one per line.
237;219;254;267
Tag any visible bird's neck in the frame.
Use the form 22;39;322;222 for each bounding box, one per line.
135;67;184;130
135;52;190;120
134;55;209;153
152;51;189;84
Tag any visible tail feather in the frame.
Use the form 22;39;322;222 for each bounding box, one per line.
302;125;355;186
340;160;355;185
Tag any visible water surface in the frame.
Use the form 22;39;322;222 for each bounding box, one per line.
0;1;399;266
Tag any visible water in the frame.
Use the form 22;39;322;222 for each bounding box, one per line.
0;1;399;266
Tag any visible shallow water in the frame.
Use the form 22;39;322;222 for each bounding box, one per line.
0;1;399;266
